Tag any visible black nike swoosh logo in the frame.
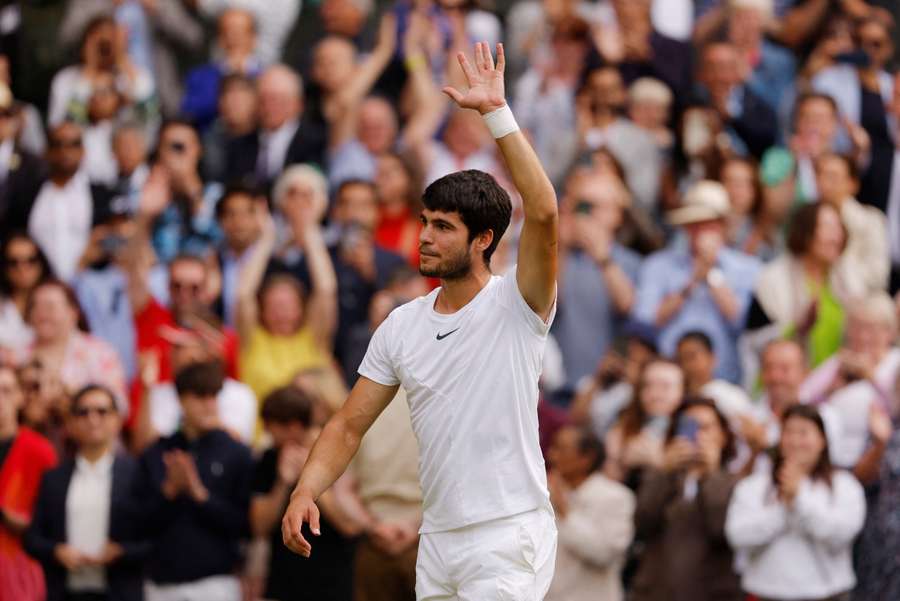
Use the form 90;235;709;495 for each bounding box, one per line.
436;328;460;341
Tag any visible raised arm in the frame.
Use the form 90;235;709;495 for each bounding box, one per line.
235;203;277;345
444;42;558;319
282;376;399;557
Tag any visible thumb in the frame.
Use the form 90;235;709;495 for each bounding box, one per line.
442;86;465;105
309;504;321;536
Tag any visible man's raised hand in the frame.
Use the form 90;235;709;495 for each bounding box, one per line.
443;42;507;115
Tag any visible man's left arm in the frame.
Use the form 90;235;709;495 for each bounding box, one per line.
443;42;558;320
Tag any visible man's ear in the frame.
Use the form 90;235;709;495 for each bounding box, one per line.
474;229;494;255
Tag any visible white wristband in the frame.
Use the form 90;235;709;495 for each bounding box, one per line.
482;104;519;139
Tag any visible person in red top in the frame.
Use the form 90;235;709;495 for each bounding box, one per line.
0;363;57;601
373;151;423;267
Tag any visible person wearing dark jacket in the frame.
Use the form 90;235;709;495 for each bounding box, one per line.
25;384;149;601
137;360;253;601
629;397;742;601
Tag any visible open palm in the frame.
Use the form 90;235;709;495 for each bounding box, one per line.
443;42;507;115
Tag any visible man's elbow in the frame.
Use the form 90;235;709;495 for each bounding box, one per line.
525;205;558;227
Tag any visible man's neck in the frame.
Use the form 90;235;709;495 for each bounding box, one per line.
80;443;111;463
0;422;17;441
49;172;76;188
565;472;590;489
435;267;492;314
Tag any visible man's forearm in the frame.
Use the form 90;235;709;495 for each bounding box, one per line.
292;416;362;501
495;129;556;223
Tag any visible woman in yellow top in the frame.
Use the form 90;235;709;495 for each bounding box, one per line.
236;184;338;405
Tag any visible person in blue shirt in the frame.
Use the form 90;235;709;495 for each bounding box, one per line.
635;180;760;384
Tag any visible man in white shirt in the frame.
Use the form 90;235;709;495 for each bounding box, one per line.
283;42;560;599
25;385;148;601
28;122;102;282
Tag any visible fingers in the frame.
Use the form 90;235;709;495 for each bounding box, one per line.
309;503;321;536
496;42;505;74
456;51;478;85
282;513;312;557
442;86;465;104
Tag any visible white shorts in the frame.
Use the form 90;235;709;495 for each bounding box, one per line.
416;504;557;601
145;575;241;601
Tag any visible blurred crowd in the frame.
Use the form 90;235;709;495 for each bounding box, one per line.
1;0;900;600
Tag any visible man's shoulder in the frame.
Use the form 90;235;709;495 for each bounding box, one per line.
720;247;761;274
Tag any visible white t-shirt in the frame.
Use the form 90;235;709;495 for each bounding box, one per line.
149;379;257;445
359;267;555;533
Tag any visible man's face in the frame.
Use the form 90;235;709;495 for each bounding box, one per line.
334;183;378;231
180;393;219;434
572;175;625;233
846;311;894;358
761;342;805;407
547;427;593;481
69;389;120;450
685;220;726;258
312;38;356;94
700;45;740;99
320;0;366;37
676;339;716;389
257;70;302;131
358;98;397;155
168;259;207;314
113;128;147;175
588;68;626;112
727;7;764;49
159;124;201;174
419;209;483;279
815;155;857;205
47;123;84;178
218;9;256;56
859;21;894;69
795;98;838;154
218;193;259;252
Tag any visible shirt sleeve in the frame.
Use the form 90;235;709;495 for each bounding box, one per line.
499;266;557;337
358;312;401;386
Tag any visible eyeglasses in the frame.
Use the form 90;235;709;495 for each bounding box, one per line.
861;38;888;50
72;406;114;418
6;254;39;268
170;281;202;294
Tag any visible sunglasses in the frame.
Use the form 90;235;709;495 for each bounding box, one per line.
72;406;114;418
861;38;888;49
6;254;39;268
170;281;202;294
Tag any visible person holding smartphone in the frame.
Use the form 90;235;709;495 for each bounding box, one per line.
630;397;742;601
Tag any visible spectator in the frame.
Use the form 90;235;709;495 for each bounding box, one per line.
0;84;46;242
236;202;336;402
109;121;150;211
136;361;253;601
0;234;50;353
181;8;262;132
134;335;257;451
226;64;327;189
373;152;425;266
328;180;406;379
81;70;129;186
815;152;889;293
26;122;117;283
635;180;761;384
744;147;796;260
0;56;47;157
575;65;663;216
630;397;741;601
142;120;224;264
193;0;301;66
854;370;900;601
16;359;69;456
726;404;866;601
696;41;777;158
676;331;753;424
545;426;634;601
72;202;139;381
23;279;127;413
201;74;259;184
349;384;422;601
269;164;330;267
568;323;659;439
57;0;204;118
250;386;364;601
25;385;149;601
627;77;675;153
213;184;264;328
0;364;57;601
604;359;685;486
718;157;760;251
804;293;900;469
48;16;156;128
555;170;640;391
752;202;863;367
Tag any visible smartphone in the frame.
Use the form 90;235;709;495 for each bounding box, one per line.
675;415;699;443
834;50;871;69
101;234;128;255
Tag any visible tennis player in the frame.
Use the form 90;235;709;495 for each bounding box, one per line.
282;41;559;600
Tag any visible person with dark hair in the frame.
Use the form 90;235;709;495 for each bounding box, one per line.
726;404;865;601
0;364;57;601
630;397;742;601
236;189;336;402
815;152;888;293
251;386;365;601
202;74;259;184
213;183;264;328
25;385;149;601
136;360;253;601
752;202;863;367
21;279;127;414
545;425;634;601
284;42;561;598
676;330;752;426
373;151;426;266
0;233;51;352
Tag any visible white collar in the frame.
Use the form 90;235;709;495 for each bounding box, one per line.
75;450;115;475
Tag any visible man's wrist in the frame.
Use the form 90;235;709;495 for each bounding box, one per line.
482;104;518;137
